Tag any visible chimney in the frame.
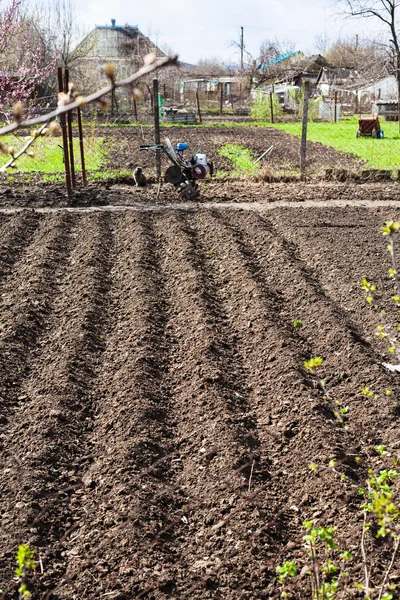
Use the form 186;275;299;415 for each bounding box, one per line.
111;19;116;28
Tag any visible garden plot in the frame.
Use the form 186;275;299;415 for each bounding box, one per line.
0;197;400;598
99;124;366;180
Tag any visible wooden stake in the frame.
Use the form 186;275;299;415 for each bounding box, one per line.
64;68;76;188
153;78;161;181
334;90;338;123
270;91;274;124
77;106;86;185
133;98;138;122
220;83;223;115
156;178;162;200
196;91;202;123
57;67;72;199
300;80;310;181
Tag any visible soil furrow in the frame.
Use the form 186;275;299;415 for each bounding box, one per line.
0;213;75;423
0;213;79;593
0;212;41;283
191;209;365;597
54;212;183;600
1;202;398;600
0;213;115;597
233;210;399;452
152;212;279;599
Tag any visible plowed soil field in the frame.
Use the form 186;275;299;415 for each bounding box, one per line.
1;193;400;599
105;125;365;177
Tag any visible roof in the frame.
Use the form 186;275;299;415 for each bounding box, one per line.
75;19;165;61
257;51;301;71
182;77;237;84
316;66;357;85
96;23;138;31
256;53;331;87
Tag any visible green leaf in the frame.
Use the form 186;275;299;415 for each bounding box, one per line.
382;221;400;236
304;356;323;374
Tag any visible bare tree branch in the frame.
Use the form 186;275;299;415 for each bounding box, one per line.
0;54;178;136
0;120;50;171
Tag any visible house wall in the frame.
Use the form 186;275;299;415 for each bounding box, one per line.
358;76;398;101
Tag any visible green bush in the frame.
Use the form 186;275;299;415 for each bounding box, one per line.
291;87;321;122
250;92;283;122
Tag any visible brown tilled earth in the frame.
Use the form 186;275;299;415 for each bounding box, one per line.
104;125;365;177
1;182;400;599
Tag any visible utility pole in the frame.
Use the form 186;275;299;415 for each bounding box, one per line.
240;26;244;70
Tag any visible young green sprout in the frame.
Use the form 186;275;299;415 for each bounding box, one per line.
304;356;323;375
15;544;35;599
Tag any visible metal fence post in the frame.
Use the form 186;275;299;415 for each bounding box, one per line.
153;78;161;180
300;80;310;181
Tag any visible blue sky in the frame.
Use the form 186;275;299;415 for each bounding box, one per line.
77;0;381;64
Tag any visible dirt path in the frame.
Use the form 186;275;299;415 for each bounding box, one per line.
1;198;400;213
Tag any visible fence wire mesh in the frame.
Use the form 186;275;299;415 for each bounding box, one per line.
1;85;400;185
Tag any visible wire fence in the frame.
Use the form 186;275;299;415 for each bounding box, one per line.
2;81;400;187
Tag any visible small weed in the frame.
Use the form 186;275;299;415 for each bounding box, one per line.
278;221;400;599
218;143;260;177
15;545;35;599
362;221;400;360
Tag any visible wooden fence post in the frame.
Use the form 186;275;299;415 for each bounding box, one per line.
57;67;72;199
77;106;86;186
300;80;310;181
334;90;338;123
153;78;161;180
270;91;274;124
64;68;76;188
220;83;223;115
196;91;202;123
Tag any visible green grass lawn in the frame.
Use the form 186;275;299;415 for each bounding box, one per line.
0;135;104;174
271;119;400;170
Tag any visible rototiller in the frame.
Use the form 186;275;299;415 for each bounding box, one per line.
140;138;214;200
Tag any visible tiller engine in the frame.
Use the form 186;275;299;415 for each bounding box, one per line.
140;138;214;200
